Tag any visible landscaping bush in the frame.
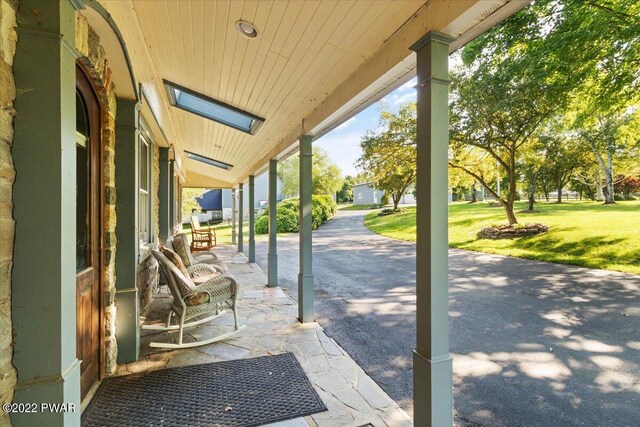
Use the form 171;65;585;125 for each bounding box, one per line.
254;196;336;234
381;193;390;206
254;215;269;234
378;207;407;216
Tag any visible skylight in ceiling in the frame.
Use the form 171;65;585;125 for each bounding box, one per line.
184;150;233;170
163;80;264;135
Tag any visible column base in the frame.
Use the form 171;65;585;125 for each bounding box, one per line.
267;253;278;287
297;273;314;323
248;239;256;263
12;359;81;426
115;288;140;363
413;350;453;427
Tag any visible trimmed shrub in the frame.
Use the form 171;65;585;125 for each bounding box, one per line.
254;215;269;234
254;195;336;234
276;206;299;233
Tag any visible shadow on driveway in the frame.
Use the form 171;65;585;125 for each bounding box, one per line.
253;210;640;426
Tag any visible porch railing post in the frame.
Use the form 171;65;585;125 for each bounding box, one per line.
114;99;142;364
238;183;244;253
298;135;314;322
158;147;170;243
10;1;83;422
248;175;256;263
267;159;278;287
410;31;455;427
231;188;237;245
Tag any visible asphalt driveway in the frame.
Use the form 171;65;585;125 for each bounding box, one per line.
253;210;640;426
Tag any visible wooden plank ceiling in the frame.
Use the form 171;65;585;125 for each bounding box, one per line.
100;0;517;187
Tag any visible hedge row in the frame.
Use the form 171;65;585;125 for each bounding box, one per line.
254;195;337;234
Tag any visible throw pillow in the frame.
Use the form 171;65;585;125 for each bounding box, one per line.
172;233;192;267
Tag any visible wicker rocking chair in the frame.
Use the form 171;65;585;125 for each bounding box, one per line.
170;232;229;272
145;249;245;349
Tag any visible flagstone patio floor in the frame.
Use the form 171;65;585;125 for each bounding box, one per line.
116;244;413;427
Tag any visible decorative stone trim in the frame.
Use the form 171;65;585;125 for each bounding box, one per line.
479;223;549;239
75;12;119;375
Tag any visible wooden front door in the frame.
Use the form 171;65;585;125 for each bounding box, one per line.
76;66;102;399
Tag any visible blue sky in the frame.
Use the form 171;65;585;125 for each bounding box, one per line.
315;77;417;177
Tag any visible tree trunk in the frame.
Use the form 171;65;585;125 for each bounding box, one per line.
505;200;518;225
470;182;477;203
544;191;549;201
603;151;615;204
556;185;563;203
392;194;401;211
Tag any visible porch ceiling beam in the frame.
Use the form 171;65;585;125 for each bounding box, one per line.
238;0;521;184
184;170;234;189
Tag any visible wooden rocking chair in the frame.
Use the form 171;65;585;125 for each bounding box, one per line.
190;215;216;252
145;249;244;349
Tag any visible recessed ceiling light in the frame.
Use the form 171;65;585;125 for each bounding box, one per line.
236;20;258;39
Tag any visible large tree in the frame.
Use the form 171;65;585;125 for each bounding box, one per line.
278;146;343;198
358;104;417;211
336;175;356;204
181;187;206;219
450;0;640;223
576;109;640;203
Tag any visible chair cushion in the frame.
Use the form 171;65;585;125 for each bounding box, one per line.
184;291;210;306
172;233;193;267
160;246;191;280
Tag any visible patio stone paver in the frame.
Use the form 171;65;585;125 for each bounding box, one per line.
117;244;413;427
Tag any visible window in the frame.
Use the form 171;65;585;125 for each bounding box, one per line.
139;132;151;244
163;80;264;134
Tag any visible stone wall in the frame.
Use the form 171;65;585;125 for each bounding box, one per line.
137;251;159;317
75;13;119;375
0;1;17;425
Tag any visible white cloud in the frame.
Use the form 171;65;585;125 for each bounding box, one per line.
393;92;416;106
398;77;417;91
335;117;356;131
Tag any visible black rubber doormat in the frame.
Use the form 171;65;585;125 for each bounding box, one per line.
82;352;327;427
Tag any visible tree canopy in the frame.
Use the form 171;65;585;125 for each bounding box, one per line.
278;146;343;198
450;0;640;222
358;104;417;210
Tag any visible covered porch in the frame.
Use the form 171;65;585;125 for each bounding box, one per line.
117;245;412;426
3;0;530;426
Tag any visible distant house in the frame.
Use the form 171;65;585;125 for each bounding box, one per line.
353;182;416;206
186;173;284;223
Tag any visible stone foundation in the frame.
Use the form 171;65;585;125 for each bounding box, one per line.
479;223;549;239
137;252;159;317
0;1;17;425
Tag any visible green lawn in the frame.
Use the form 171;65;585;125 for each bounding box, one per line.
364;200;640;275
182;221;268;246
338;204;383;211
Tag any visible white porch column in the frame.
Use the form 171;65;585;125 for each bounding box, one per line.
238;183;244;253
267;159;278;287
231;188;237;245
410;31;455;427
298;135;313;322
248;175;256;263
